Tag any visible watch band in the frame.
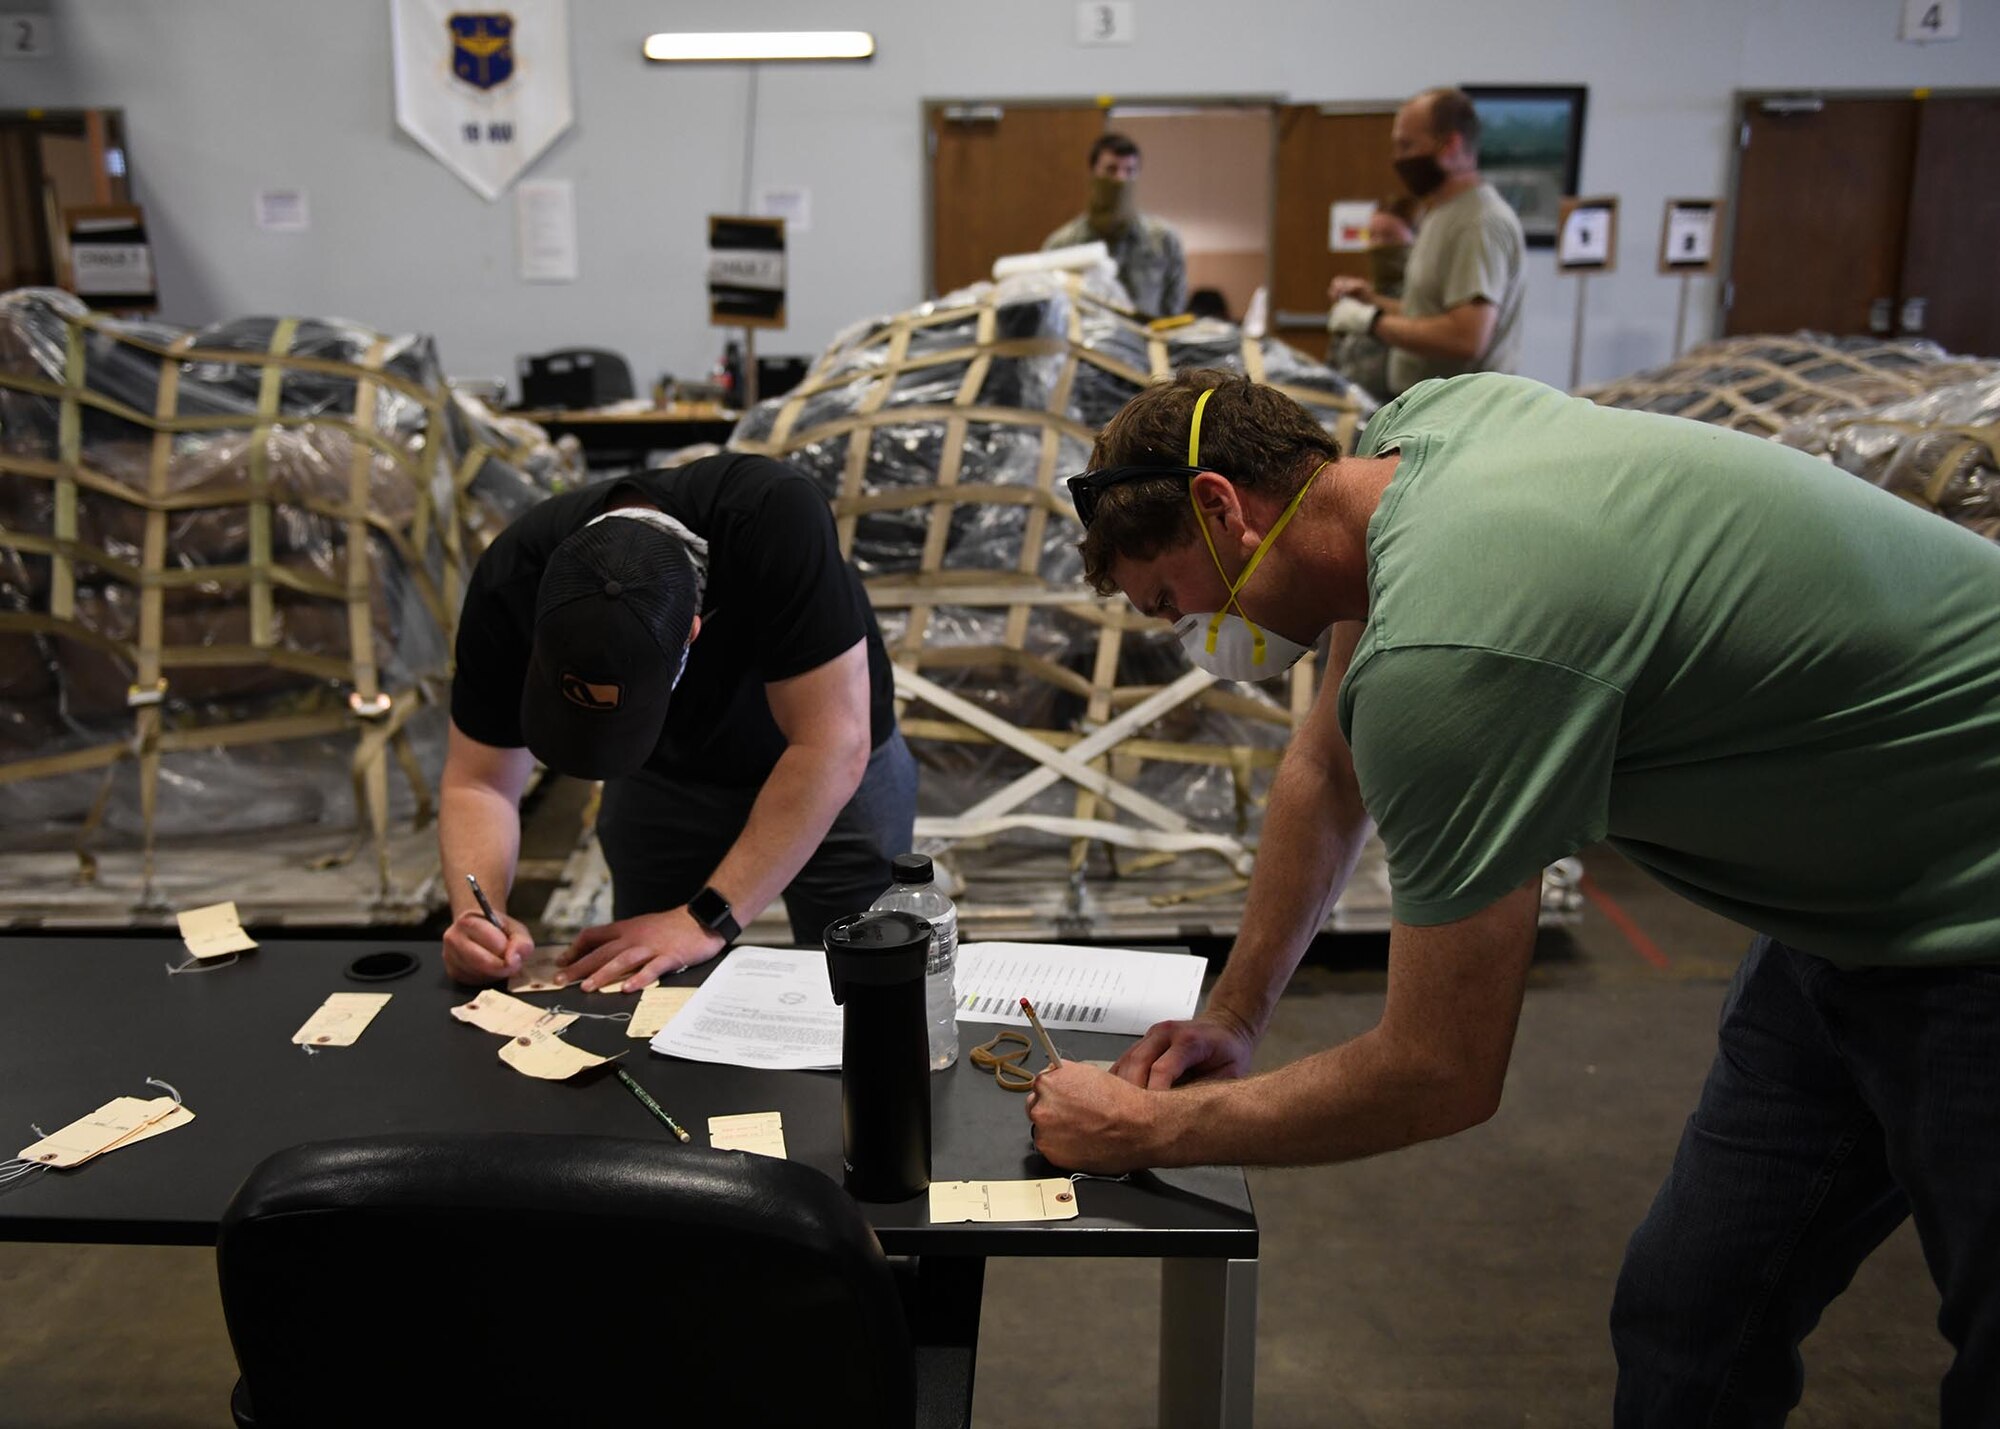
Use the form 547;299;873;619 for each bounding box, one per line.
690;886;741;943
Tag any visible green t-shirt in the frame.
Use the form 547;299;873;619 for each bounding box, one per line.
1339;373;2000;967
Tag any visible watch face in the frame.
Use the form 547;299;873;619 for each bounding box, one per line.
689;886;729;928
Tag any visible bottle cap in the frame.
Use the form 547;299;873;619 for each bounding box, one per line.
891;852;933;885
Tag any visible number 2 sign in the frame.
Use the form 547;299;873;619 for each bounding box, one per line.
1;13;54;58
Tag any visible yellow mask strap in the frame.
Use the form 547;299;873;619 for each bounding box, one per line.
1187;387;1216;468
1192;459;1329;664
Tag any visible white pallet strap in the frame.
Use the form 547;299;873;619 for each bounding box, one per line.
959;666;1219;824
894;664;1217;837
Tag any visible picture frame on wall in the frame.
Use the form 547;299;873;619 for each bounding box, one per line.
1460;85;1588;249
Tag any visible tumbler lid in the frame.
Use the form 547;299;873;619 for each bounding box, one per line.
822;910;933;1003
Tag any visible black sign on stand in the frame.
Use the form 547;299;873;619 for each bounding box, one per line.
706;215;787;329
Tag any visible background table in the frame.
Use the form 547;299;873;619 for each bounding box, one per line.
0;936;1257;1428
511;408;739;471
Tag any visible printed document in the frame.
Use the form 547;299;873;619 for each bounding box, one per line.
954;943;1205;1035
650;947;843;1070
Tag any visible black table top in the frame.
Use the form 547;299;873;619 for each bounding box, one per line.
0;937;1255;1259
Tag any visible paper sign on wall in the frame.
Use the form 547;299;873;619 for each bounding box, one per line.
515;177;579;281
390;0;574;201
755;185;813;235
1075;1;1136;45
2;14;55;58
1659;198;1721;274
1329;200;1376;254
1901;0;1960;42
1557;196;1618;272
255;190;311;233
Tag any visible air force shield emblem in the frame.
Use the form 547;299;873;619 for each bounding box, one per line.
449;12;515;91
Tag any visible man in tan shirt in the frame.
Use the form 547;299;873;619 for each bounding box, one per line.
1329;87;1525;394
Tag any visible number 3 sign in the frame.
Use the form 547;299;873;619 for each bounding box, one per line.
1076;1;1137;45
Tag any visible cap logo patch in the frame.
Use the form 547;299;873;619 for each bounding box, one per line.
560;673;623;711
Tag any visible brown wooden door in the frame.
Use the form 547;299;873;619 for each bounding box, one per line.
1725;98;1918;338
1270;106;1401;362
1900;96;2000;356
927;104;1106;297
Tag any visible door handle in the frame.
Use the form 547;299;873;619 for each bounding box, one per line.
1868;298;1892;335
1899;296;1927;334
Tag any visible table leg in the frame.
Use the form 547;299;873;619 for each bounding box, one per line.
1159;1255;1258;1429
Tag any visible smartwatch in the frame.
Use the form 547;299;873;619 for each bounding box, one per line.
687;885;741;944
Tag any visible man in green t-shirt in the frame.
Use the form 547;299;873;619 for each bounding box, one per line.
1030;369;2000;1424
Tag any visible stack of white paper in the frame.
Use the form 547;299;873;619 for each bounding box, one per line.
650;946;843;1070
953;943;1206;1035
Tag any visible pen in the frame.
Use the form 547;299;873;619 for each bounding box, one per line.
1019;997;1063;1069
465;873;503;931
616;1068;692;1143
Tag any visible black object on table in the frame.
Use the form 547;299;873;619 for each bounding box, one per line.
0;937;1258;1428
511;407;741;472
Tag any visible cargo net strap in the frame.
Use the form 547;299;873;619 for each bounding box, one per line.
1580;333;1998;439
0;305;459;896
736;274;1365;882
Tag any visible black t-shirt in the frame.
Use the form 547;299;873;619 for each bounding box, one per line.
451;453;896;787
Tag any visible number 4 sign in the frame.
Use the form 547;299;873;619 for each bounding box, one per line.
1901;0;1960;42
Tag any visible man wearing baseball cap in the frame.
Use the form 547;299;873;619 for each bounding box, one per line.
438;452;910;992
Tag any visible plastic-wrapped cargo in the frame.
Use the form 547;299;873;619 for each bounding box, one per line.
1778;371;2000;543
1581;333;1995;438
0;287;575;906
726;271;1389;929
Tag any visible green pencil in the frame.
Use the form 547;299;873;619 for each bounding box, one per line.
616;1068;691;1143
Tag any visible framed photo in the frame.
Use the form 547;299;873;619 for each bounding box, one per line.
1461;85;1588;249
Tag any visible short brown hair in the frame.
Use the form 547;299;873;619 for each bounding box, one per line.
1419;87;1482;154
1078;370;1341;595
1090;132;1140;167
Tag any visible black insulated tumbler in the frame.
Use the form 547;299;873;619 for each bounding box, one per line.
823;910;933;1201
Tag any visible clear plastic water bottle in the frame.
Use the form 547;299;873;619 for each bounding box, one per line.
869;853;959;1071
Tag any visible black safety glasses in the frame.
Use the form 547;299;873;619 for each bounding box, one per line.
1065;464;1204;529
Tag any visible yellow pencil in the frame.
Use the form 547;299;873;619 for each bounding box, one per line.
1019;997;1063;1069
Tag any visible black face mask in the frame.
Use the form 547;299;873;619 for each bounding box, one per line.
1394;153;1447;199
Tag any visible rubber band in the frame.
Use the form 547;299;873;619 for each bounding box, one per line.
165;952;239;977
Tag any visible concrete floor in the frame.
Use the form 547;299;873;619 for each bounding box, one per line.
0;850;1950;1427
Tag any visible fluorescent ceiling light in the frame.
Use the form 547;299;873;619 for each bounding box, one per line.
643;30;875;62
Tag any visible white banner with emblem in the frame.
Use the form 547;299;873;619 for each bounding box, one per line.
390;0;573;201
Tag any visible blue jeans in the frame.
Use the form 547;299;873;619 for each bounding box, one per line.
1612;937;2000;1426
596;731;918;944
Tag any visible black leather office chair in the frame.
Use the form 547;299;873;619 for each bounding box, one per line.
217;1133;977;1428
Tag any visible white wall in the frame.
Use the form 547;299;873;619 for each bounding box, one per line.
7;0;1996;391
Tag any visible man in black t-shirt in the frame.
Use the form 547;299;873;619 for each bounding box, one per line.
440;453;911;991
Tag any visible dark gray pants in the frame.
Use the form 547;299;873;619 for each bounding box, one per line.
1612;936;2000;1426
596;731;917;945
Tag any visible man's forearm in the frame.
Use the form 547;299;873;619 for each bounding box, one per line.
1375;307;1488;362
704;740;870;926
1147;1026;1492;1168
439;783;524;918
1204;745;1370;1039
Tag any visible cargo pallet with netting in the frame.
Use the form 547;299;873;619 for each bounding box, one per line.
0;288;571;927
